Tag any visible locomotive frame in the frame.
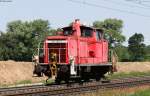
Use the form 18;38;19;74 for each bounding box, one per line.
33;19;117;84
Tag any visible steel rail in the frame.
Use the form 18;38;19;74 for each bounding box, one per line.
1;76;150;96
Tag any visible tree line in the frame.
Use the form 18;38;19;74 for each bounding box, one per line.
0;19;149;62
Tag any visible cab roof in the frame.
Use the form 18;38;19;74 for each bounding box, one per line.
62;25;103;32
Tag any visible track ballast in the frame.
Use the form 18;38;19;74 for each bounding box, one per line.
1;76;150;96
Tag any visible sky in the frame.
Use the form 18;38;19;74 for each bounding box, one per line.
0;0;150;45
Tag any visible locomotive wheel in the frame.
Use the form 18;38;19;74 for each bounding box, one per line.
95;73;101;81
81;72;90;82
55;69;62;84
55;65;70;84
55;75;61;84
33;65;42;77
79;67;91;82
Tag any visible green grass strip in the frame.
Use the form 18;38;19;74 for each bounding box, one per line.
108;71;150;79
128;88;150;96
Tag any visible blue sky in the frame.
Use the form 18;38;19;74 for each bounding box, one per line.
0;0;150;45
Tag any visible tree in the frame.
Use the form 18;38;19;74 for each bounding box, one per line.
0;19;56;61
144;45;150;61
128;33;146;61
93;18;125;46
115;45;130;62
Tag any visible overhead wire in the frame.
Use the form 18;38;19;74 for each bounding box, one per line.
101;0;150;10
125;0;150;8
68;0;150;18
142;0;150;2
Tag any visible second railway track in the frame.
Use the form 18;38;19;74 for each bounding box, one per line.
1;76;150;96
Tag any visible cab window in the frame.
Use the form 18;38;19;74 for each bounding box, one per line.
63;27;72;36
81;27;92;37
96;29;104;41
96;31;101;40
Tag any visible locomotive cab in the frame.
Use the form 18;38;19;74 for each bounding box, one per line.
33;19;116;83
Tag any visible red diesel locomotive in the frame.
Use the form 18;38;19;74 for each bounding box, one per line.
33;19;116;83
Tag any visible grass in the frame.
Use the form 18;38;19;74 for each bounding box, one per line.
15;80;32;85
41;79;55;85
129;88;150;96
107;71;150;79
0;80;32;88
0;79;55;88
80;86;150;96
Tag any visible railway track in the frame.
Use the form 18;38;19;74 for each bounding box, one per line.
1;76;150;96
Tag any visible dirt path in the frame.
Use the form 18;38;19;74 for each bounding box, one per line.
0;61;46;85
117;62;150;73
